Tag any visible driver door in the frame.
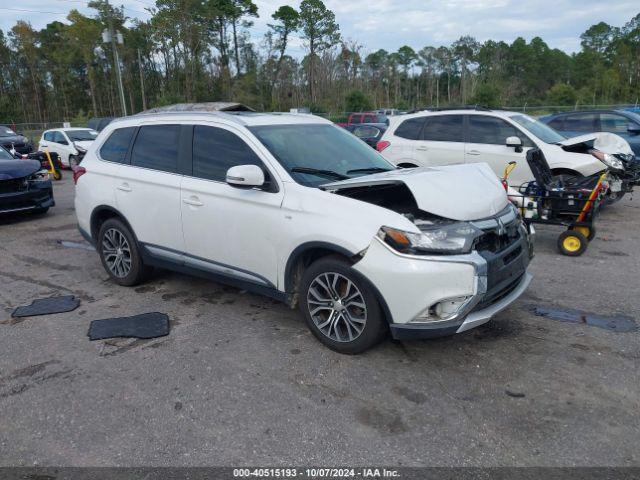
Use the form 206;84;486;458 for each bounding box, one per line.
465;114;534;187
180;124;284;289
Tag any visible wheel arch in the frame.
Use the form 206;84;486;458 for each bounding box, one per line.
90;205;137;243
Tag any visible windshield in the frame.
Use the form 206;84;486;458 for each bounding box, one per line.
0;126;17;137
66;129;98;141
249;124;395;187
510;114;566;144
0;146;15;160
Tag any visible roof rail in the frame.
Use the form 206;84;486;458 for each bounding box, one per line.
426;105;492;112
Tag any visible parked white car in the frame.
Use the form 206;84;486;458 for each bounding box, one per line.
74;111;533;353
377;108;606;187
38;128;98;167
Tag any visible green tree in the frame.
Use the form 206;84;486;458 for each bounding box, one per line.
547;83;577;105
345;89;372;112
298;0;340;102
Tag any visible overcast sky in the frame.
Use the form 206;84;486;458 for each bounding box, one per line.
1;0;638;55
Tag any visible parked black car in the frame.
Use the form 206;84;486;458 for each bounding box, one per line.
342;123;388;148
0;125;34;154
0;146;54;215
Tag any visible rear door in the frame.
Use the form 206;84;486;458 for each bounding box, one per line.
465;114;535;186
114;123;185;253
413;114;465;166
180;124;284;289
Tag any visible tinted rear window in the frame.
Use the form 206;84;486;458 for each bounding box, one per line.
130;125;180;172
192;125;263;182
422;115;464;142
564;114;597;132
100;127;136;164
394;118;425;140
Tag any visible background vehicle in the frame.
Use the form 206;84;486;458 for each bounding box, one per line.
75;110;532;353
376;109;403;116
87;117;115;132
0;125;33;155
342;123;387;148
0;145;54;215
539;110;640;158
377;108;607;188
337;112;389;127
38;128;98;168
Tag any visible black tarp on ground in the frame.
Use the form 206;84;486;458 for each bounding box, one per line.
12;295;80;317
88;312;170;340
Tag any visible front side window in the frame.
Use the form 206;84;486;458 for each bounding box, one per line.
43;132;54;141
394;118;426;140
100;127;136;164
192;125;263;182
130;125;180;173
469;115;533;147
599;114;630;134
563;114;597;133
422;115;464;142
53;132;67;144
249;124;395;187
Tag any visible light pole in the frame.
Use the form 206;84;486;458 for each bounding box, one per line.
102;22;127;116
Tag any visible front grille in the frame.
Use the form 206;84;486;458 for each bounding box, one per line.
474;218;522;254
0;178;28;194
474;274;524;311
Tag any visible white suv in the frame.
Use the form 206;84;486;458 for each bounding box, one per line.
378;109;606;187
74;111;533;353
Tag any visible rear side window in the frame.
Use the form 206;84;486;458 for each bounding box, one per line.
563;114;597;132
468;115;532;146
192;125;263;182
422;115;464;142
100;127;136;164
131;125;180;173
394;118;426;140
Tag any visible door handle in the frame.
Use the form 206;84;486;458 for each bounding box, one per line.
117;183;132;192
467;150;481;156
416;146;428;151
183;197;204;207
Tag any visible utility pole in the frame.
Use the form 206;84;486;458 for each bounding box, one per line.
138;48;147;111
101;0;127;116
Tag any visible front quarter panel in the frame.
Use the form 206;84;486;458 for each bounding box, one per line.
540;145;604;177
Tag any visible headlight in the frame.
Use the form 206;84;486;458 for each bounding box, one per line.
592;150;624;170
378;222;483;255
28;169;50;182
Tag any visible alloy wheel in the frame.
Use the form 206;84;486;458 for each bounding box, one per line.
307;272;367;342
102;228;132;278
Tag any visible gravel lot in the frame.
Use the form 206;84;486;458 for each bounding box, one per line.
0;176;638;467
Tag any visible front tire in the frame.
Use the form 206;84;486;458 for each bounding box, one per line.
98;218;150;286
299;257;387;354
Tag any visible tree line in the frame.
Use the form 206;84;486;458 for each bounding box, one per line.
0;0;639;124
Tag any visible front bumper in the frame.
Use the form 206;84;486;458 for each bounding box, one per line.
0;181;55;213
353;226;532;340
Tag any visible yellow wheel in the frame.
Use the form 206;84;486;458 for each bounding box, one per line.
52;170;62;181
570;225;596;241
558;230;587;256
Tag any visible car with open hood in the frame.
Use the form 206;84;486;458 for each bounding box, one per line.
74;111;533;353
377;108;615;190
0;145;54;215
38;128;99;168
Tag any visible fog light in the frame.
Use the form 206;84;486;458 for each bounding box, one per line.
412;296;473;323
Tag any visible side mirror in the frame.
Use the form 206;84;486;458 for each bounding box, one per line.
506;136;523;152
226;164;265;189
628;124;640;135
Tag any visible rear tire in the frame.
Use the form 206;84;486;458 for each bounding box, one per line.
97;218;150;286
299;257;387;354
558;230;588;256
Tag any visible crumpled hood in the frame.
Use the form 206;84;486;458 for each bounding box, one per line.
321;163;508;221
0;159;41;180
559;132;634;156
74;140;94;150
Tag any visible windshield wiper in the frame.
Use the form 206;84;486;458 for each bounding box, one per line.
346;167;395;174
290;167;349;180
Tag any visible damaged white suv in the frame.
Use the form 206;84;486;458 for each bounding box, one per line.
74;111;533;353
